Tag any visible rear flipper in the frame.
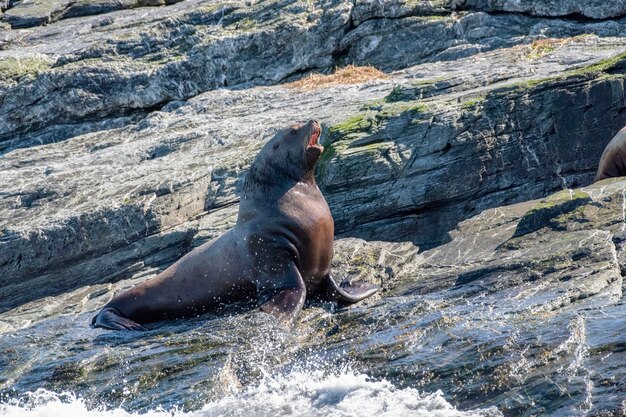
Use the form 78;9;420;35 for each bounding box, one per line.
91;307;148;331
313;274;380;306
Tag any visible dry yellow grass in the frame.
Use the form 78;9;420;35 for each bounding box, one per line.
285;65;388;90
526;38;569;59
524;35;596;60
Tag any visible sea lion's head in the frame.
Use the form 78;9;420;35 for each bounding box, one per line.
243;120;324;197
267;119;323;172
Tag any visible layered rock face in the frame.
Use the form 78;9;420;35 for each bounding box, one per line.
2;0;626;309
0;1;626;415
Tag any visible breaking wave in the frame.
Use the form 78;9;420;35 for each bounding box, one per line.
1;370;500;417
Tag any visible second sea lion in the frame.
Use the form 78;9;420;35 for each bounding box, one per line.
596;126;626;181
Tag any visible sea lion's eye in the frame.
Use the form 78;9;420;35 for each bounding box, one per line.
290;128;297;135
273;142;280;149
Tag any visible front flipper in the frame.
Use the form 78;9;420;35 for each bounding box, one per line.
314;274;379;306
91;307;148;331
256;258;306;322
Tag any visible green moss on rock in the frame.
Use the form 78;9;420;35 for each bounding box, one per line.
0;56;52;81
315;139;337;178
565;51;626;77
460;97;485;110
385;85;408;103
318;99;431;180
514;189;592;236
327;114;372;140
381;102;428;118
494;51;626;97
224;15;260;32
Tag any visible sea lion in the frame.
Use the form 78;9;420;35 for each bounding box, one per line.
596;126;626;182
92;120;379;330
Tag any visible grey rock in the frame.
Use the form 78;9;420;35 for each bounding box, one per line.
2;0;76;28
322;55;626;248
457;0;626;20
1;0;185;28
4;1;626;152
0;1;348;147
351;0;450;26
64;0;141;19
0;0;18;10
0;2;625;416
317;179;626;415
352;0;626;21
64;0;186;20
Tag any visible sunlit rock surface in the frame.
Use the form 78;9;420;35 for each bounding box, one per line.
1;1;626;416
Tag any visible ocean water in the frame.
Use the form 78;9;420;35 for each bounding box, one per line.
0;295;502;417
1;370;500;417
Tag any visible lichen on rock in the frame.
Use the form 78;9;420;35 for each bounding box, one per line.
1;1;626;415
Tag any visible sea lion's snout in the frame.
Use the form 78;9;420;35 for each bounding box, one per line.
306;120;322;149
304;120;323;169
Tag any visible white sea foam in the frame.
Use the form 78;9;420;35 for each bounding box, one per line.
0;370;501;417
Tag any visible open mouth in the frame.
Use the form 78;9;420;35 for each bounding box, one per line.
307;122;322;149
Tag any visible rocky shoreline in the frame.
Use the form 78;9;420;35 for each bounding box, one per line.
0;1;625;415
